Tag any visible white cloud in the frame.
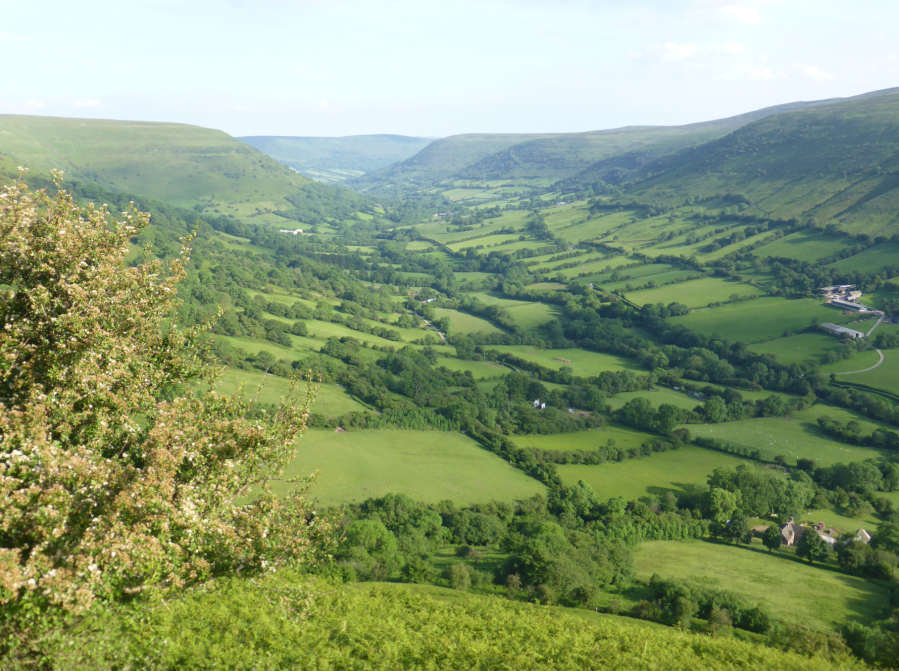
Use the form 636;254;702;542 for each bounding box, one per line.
724;5;762;24
791;63;834;80
73;99;104;108
233;105;247;112
750;66;775;80
719;42;746;54
317;99;330;111
24;99;46;109
662;42;699;60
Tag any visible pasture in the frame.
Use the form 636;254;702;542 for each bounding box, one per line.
512;424;657;453
215;369;368;417
752;230;858;262
605;387;703;413
687;404;888;466
487;346;643;376
626;277;765;308
556;446;751;501
670;297;860;343
632;540;889;630
823;350;899;396
277;430;546;505
432;308;503;335
748;332;844;365
505;302;559;332
827;242;899;273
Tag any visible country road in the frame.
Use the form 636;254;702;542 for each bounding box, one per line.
833;348;885;375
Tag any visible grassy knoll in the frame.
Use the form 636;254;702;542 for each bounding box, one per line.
633;539;889;630
215;369;368;417
512;425;656;453
748;332;845;365
670;297;859;343
278;429;545;505
688;404;888;466
753;230;859;262
557;446;751;500
433;307;503;335
626;277;765;308
487;346;642;376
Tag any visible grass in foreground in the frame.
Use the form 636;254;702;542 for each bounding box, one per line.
633;539;889;630
56;570;864;671
279;429;546;505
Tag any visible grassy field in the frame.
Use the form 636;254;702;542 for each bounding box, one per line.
819;349;884;374
748;332;845;365
753;230;859;262
505;302;559;332
626;277;765;308
432;308;503;335
822;350;899;395
215;369;368;417
487;346;642;376
436;357;509;379
671;297;860;343
556;446;751;500
605;387;703;412
277;430;545;505
512;425;657;453
688;404;888;466
827;242;899;273
633;539;889;629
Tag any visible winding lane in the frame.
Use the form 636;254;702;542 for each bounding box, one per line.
833;348;885;375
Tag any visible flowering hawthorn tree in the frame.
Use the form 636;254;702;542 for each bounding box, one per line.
0;171;328;617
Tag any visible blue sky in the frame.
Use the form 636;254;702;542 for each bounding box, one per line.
2;0;897;137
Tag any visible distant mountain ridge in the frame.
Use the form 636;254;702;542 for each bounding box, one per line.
350;90;896;199
238;134;434;184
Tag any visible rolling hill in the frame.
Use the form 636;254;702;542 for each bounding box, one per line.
238;134;434;183
626;88;899;236
350;95;844;198
0;115;392;227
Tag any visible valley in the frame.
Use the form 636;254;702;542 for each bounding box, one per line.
4;86;899;669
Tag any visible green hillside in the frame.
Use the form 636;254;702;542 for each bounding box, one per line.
629;88;899;235
351;96;842;200
0;114;314;222
239;134;434;183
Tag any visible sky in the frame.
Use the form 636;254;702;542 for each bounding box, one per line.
2;0;897;138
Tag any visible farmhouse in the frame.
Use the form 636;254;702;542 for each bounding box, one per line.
279;228;303;235
780;517;806;546
819;323;865;339
856;529;872;544
819;285;860;300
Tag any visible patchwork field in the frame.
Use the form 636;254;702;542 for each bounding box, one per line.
432;308;503;335
217;369;368;417
748;332;845;365
626;277;765;308
512;424;657;453
633;540;888;629
487;346;643;376
556;446;751;501
671;297;861;343
688;404;888;466
823;350;899;396
753;230;859;262
605;387;703;413
279;430;546;505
